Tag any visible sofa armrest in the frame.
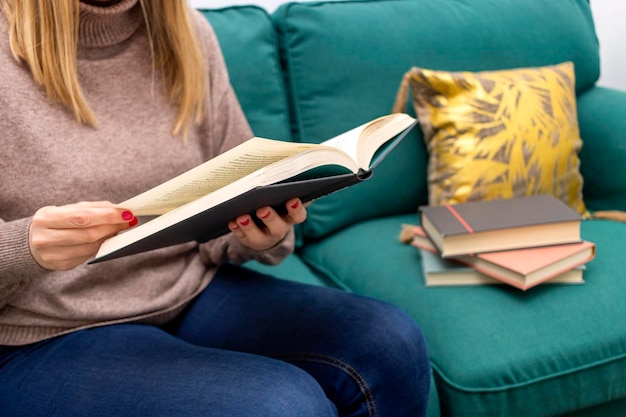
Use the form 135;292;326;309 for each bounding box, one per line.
577;86;626;211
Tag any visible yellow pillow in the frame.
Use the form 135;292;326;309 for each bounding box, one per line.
394;62;588;217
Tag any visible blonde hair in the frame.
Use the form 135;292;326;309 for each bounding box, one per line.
1;0;206;138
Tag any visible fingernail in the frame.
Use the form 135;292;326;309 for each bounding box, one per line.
129;217;138;227
290;201;300;209
122;211;133;221
259;210;271;219
240;218;250;226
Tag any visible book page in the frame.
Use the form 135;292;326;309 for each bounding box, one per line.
320;124;367;163
321;113;416;168
119;113;415;217
122;138;321;215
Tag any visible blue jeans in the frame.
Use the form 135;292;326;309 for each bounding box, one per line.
0;264;430;416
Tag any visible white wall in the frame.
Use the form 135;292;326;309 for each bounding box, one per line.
190;0;625;92
190;0;282;11
590;0;626;91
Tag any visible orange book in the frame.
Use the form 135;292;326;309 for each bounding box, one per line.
408;226;595;290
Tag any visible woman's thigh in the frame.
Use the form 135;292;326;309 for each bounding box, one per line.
168;263;431;417
0;324;336;417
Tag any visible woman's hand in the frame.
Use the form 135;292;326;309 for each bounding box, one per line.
228;198;307;251
29;201;137;271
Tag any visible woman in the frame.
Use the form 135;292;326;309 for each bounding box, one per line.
0;0;431;415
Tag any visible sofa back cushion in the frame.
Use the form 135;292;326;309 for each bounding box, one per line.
273;0;599;239
200;6;291;141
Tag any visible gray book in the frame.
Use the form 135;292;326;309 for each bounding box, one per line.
419;194;582;258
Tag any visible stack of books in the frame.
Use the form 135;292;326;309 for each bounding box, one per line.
407;195;596;290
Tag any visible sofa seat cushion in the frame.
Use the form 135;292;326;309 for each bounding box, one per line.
300;213;626;416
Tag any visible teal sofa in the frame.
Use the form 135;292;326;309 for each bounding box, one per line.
200;1;626;416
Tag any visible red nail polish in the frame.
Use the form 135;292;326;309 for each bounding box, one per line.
122;211;133;221
290;201;300;209
259;210;271;219
240;218;250;226
129;217;138;227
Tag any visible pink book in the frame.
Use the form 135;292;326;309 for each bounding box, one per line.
408;226;595;290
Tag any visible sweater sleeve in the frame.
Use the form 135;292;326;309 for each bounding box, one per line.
0;217;45;307
198;228;295;268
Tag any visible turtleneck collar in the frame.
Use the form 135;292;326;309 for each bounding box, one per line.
79;0;144;48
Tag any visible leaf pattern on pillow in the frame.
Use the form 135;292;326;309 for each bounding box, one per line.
405;62;588;216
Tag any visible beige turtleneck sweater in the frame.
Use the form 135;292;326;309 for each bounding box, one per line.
0;0;294;345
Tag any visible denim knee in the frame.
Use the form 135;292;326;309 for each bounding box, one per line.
372;301;430;375
344;298;432;415
242;359;338;417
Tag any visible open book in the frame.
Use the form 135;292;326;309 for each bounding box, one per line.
91;113;417;263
